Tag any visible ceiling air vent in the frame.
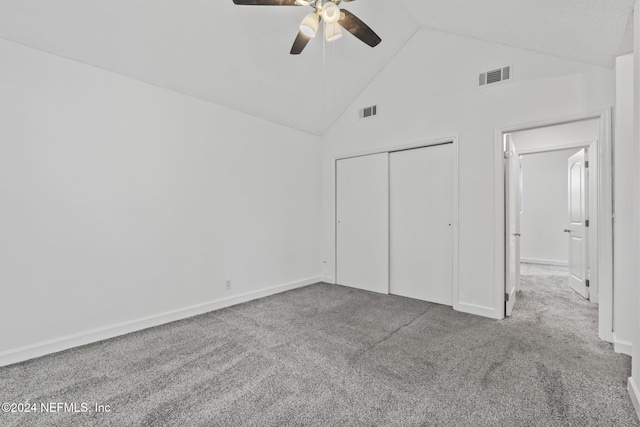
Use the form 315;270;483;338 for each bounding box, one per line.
479;66;512;87
359;105;378;119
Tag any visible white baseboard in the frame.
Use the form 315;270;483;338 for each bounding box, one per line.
614;334;633;356
600;328;614;344
320;275;334;283
521;258;568;267
455;302;500;319
628;377;640;421
0;276;322;367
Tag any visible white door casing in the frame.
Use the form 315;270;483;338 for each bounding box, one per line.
336;153;389;294
505;135;520;316
568;149;589;299
587;140;598;303
496;111;610;338
389;144;454;305
515;155;522;293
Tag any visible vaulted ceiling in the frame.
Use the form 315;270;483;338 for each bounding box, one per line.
0;0;634;135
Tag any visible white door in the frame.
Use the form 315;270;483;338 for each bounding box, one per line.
568;149;589;299
505;136;521;316
336;153;389;294
389;144;453;305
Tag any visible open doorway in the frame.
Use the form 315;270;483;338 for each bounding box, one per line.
497;111;613;343
514;146;595;314
518;147;594;297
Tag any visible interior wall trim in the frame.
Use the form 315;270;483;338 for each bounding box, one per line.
628;377;640;421
614;334;633;356
0;276;322;367
520;258;569;267
455;302;499;319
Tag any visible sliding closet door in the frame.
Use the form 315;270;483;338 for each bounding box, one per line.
389;144;453;305
336;153;389;294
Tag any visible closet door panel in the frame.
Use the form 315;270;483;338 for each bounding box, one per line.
336;153;389;294
390;144;453;305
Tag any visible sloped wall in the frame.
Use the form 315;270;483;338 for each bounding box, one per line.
0;38;322;364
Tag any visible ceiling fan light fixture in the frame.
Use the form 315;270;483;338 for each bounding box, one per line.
325;22;342;41
232;0;381;54
300;13;319;37
322;2;341;24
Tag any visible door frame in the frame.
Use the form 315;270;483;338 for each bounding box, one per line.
332;136;460;309
504;135;521;316
516;141;599;302
494;109;613;343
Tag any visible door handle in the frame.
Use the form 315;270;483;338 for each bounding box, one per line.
564;229;570;233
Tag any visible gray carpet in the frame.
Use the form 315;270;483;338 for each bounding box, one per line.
1;265;638;426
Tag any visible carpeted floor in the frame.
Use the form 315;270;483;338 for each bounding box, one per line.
1;264;638;426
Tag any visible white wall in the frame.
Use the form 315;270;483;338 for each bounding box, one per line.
0;38;322;364
615;53;636;356
630;1;640;415
321;28;614;319
518;149;580;266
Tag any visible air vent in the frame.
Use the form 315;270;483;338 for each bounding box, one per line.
359;105;378;119
479;66;512;87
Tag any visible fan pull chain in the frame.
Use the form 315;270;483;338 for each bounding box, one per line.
322;22;326;113
332;35;336;105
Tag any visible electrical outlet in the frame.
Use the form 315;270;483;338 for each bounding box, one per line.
225;279;232;291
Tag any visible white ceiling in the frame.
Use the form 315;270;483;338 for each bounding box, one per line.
619;12;635;56
0;0;634;135
401;0;635;68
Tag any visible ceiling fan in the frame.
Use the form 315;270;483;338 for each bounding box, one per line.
232;0;382;55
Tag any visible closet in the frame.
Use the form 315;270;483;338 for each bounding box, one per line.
336;143;454;305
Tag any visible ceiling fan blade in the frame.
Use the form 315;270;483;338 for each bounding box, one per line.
290;30;311;54
291;13;319;54
233;0;300;5
338;9;381;47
